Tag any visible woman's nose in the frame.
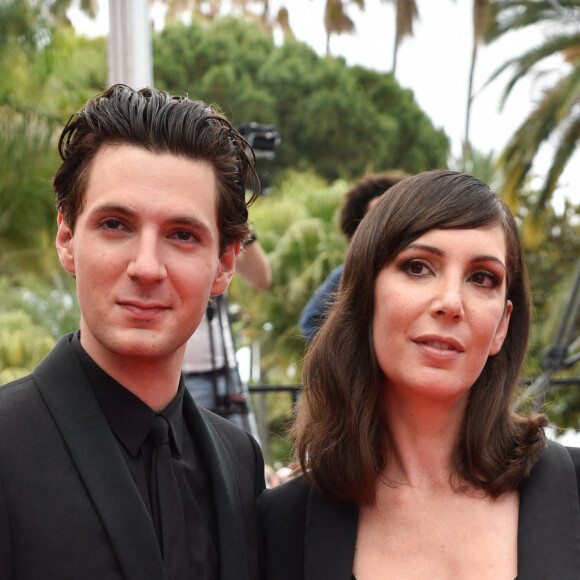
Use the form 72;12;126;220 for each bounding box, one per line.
429;278;464;321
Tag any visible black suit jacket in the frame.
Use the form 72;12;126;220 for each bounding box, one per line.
258;440;580;579
0;334;265;580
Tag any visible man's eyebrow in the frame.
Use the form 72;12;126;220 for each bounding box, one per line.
404;243;506;271
88;203;135;217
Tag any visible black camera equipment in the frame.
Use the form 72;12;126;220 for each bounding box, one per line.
237;122;281;160
205;296;248;418
514;258;580;411
237;122;281;196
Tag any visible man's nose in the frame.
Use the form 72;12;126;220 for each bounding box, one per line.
126;232;167;283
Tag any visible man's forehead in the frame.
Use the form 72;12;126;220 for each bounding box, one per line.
78;145;219;221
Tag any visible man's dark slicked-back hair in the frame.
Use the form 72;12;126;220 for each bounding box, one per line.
53;84;260;253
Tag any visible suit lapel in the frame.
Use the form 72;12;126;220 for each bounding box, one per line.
518;439;580;579
304;485;358;580
182;392;250;580
34;335;164;580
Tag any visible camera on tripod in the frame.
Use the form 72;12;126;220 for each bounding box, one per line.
237;122;281;160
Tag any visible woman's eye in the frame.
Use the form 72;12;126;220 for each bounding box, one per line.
404;260;428;276
471;271;498;287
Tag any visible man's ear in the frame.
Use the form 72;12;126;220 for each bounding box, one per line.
210;241;241;296
55;212;76;274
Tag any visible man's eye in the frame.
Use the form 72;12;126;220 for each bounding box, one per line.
171;231;198;243
102;219;123;230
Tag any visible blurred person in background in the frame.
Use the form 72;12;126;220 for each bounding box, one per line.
299;171;407;343
183;233;271;432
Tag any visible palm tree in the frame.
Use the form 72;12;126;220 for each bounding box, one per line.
384;0;419;76
163;0;289;33
324;0;364;56
484;0;580;210
463;0;490;171
275;6;293;38
49;0;99;26
163;0;204;21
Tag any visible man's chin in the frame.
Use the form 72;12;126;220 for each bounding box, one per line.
102;331;173;360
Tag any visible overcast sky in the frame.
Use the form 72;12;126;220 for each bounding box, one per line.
71;0;578;210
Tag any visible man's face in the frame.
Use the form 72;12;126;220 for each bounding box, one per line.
56;144;238;370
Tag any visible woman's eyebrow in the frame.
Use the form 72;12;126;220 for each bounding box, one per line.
403;242;443;256
472;255;507;271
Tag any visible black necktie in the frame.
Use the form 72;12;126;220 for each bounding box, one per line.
150;414;187;578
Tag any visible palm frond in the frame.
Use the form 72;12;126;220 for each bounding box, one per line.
537;115;580;209
395;0;418;41
486;32;580;107
499;63;580;208
486;0;580;42
324;0;356;36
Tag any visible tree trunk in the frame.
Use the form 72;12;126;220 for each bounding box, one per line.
392;33;400;76
463;35;478;172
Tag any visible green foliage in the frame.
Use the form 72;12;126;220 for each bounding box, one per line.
450;148;500;190
484;0;580;210
229;170;348;383
511;194;580;427
485;0;580;41
0;254;80;382
29;28;107;121
0;4;95;383
0;299;57;385
7;272;79;337
153;16;450;181
229;170;349;462
154;17;276;123
0;108;58;262
0;0;47;52
0;5;106;118
0;28;106;276
252;389;295;466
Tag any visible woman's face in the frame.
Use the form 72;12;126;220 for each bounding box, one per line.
372;226;513;405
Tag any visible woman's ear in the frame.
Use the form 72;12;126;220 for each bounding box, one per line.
55;212;76;274
489;300;513;356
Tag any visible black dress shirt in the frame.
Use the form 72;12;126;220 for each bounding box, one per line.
71;331;218;579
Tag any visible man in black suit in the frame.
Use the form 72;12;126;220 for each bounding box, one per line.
0;85;265;579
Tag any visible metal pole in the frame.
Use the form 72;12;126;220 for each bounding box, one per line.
108;0;153;88
514;259;580;411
